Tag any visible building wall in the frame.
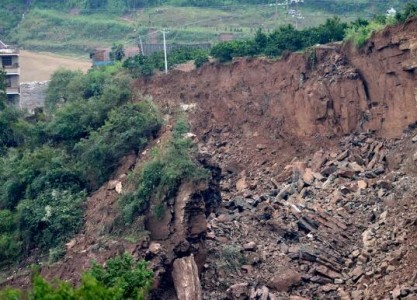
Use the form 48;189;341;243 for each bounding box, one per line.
8;74;19;87
20;81;48;113
0;54;19;68
0;42;20;104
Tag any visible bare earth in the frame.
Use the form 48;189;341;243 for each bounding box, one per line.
19;50;91;82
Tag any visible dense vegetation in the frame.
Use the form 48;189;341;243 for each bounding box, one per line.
123;46;209;77
210;3;417;61
0;254;153;300
211;17;346;61
0;64;162;266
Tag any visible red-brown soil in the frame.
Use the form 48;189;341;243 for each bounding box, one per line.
2;17;417;300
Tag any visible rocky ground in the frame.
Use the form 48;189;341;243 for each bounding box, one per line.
198;129;417;299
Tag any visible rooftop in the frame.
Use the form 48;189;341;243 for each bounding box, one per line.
0;40;19;54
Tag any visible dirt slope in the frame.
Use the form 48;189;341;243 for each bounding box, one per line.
137;17;417;139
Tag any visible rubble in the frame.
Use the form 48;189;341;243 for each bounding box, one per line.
200;130;417;299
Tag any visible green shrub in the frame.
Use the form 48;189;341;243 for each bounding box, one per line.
0;210;21;266
0;254;153;299
0;147;84;209
30;274;123;300
123;48;210;77
0;108;24;154
48;245;67;264
395;2;417;23
211;17;348;61
344;21;385;47
194;52;209;68
17;189;86;250
0;287;22;300
89;254;153;300
75;100;162;188
0;232;22;267
0;65;161;266
216;244;246;271
120;117;209;223
0;69;7;110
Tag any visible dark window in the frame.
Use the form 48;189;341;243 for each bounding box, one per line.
2;56;12;66
6;77;11;87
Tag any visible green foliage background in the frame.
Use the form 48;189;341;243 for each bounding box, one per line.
0;65;162;267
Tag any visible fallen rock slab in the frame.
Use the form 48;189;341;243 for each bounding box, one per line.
172;255;202;300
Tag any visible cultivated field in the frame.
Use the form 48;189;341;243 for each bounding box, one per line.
20;50;91;82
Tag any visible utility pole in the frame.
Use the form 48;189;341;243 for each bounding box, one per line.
162;30;168;74
139;36;145;56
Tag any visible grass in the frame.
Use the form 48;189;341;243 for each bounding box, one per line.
10;9;136;53
3;1;412;55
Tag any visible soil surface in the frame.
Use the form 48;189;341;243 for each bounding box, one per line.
20;50;91;82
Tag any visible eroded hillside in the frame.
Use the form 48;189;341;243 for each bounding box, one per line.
133;17;417;299
2;16;417;300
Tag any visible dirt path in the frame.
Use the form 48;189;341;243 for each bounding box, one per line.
20;50;91;82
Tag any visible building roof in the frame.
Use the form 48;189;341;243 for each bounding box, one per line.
0;40;7;49
0;41;19;54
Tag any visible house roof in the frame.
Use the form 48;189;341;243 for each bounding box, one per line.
0;40;7;49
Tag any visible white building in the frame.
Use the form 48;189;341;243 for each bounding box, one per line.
0;41;20;104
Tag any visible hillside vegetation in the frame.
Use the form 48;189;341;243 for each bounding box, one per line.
0;64;163;267
209;3;417;61
0;0;412;55
0;58;209;298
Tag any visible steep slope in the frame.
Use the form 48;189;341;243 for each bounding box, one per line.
134;18;417;299
137;18;417;140
3;17;417;300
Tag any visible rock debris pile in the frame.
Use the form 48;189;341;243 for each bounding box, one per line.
200;132;417;300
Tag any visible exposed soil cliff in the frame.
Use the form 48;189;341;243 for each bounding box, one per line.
137;16;417;142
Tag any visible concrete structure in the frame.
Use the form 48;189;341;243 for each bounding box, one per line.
20;81;48;113
91;47;140;67
0;41;20;104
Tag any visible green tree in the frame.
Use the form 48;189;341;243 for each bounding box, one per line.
110;43;126;61
17;189;86;250
45;69;84;112
75;101;162;188
254;28;267;52
89;254;154;300
396;2;417;22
